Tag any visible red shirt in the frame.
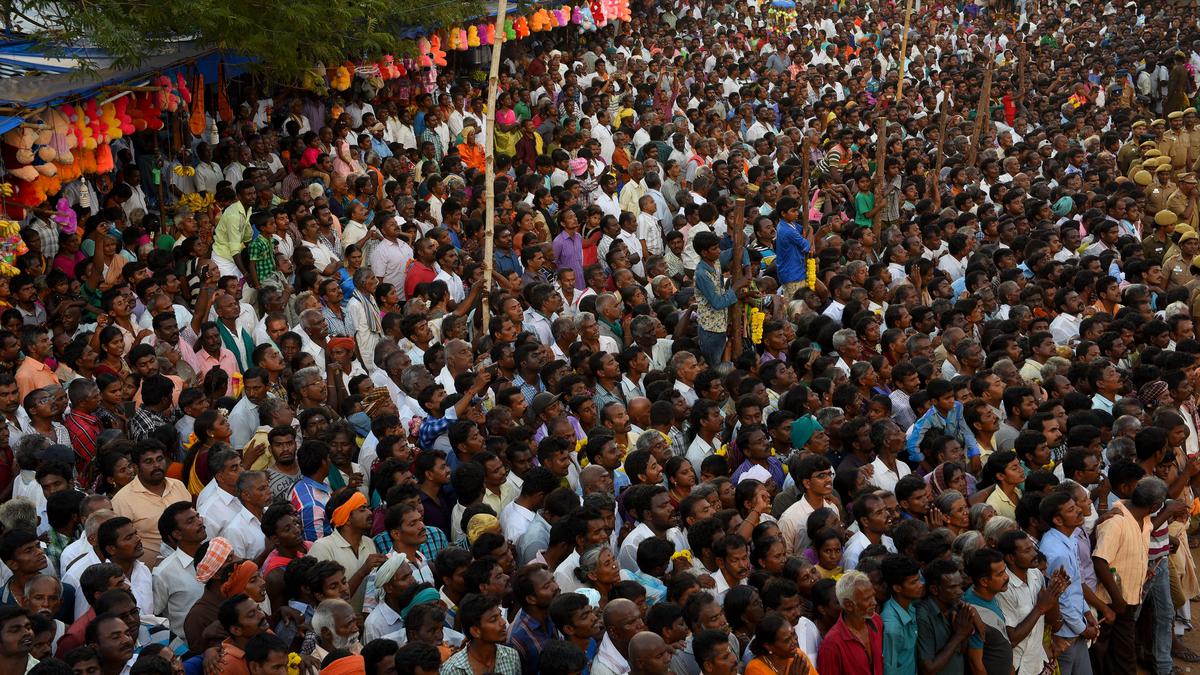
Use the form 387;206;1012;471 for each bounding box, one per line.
65;410;101;474
816;614;883;675
56;607;95;656
404;260;438;299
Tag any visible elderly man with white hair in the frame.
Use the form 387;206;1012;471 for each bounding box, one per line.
831;328;860;376
817;570;883;675
311;598;362;663
362;554;415;643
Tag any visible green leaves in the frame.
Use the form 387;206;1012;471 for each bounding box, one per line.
13;0;481;82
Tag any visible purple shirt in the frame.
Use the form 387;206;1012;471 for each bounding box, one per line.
553;230;585;289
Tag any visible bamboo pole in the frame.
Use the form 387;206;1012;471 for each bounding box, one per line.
967;54;994;167
799;134;811;236
480;0;509;329
871;114;887;241
896;0;914;101
930;108;950;210
727;197;747;360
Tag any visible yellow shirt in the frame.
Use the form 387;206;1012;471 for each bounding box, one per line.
985;486;1020;521
213;201;252;260
1093;501;1152;606
111;476;192;568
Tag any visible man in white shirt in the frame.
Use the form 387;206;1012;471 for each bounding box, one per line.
617;487;688;571
591;109;616;163
996;530;1057;675
223;471;272;560
228;372;272;451
368;218;414;298
151;503;206;639
500;467;558;545
1048;289;1084;344
196;449;243;538
841;492;897;570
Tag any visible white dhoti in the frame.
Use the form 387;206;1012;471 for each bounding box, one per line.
213;254;243;279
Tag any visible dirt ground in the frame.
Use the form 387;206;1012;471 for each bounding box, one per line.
1159;547;1200;674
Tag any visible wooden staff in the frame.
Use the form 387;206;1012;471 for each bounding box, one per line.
727;197;747;360
1016;42;1027;101
930;107;950;210
896;0;914;100
799;134;812;240
967;54;994;167
479;0;509;328
872;114;888;240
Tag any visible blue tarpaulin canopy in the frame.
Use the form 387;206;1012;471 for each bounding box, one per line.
0;2;513;110
0;39;251;109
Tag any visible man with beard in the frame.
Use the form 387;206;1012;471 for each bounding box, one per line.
311;598;361;664
508;563;562;675
617;485;687;571
265;426;300;503
110;440;190;567
217;593;272;675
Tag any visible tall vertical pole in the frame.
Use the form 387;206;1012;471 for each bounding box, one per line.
967;54;994;167
480;0;509;328
896;0;913;101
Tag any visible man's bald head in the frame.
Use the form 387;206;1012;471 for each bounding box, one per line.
627;397;651;428
579;464;612;496
603;598;645;654
628;631;671;675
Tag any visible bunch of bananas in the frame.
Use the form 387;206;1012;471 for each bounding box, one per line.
173;165;196;177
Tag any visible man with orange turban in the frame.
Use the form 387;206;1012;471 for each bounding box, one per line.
309;488;388;612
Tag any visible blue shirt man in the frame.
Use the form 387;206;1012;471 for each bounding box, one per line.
774;203;813;288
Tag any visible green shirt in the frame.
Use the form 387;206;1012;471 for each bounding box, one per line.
855;191;876;227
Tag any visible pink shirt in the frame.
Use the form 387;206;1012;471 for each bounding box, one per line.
193;346;238;396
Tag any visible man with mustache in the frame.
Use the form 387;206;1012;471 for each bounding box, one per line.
311;598;361;664
110;440;191;567
217;593;273;675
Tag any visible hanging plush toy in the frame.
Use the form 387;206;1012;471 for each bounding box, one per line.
514;16;530;38
446;28;460;50
153;75;179;113
331;63;353;91
590;0;606;26
176;73;192;105
51;198;76;235
531;9;550;31
467;26;481;47
555;8;570;26
2;128;38;182
484;23;496;45
579;4;597;30
140;92;165;132
114;96;135;136
100;102;122;142
615;0;631;21
418;38;434;67
601;0;619;23
429;35;447;66
45;108;76;166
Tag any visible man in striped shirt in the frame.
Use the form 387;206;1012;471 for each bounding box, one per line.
63;379;102;475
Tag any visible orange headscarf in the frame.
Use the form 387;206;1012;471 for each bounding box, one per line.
221;560;259;597
330;491;368;528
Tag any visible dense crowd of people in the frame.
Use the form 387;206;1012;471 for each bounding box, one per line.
5;0;1200;674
